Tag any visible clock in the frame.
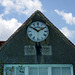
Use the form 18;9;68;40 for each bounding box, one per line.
27;21;49;42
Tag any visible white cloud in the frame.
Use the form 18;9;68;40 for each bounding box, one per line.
0;14;22;41
60;27;75;39
0;0;43;41
55;9;75;25
0;0;43;15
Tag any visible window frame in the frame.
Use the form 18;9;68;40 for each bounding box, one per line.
4;64;73;75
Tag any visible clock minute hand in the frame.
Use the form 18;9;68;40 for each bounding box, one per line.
30;26;38;32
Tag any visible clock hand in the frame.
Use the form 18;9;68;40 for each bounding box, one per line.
38;27;46;32
30;26;38;32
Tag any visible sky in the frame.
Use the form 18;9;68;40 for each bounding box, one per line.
0;0;75;45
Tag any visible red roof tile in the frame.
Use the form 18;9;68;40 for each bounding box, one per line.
0;41;6;47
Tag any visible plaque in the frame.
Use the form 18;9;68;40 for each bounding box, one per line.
41;46;52;55
24;46;36;55
24;45;52;55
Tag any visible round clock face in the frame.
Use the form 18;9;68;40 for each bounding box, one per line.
27;21;49;42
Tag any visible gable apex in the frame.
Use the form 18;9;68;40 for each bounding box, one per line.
0;10;75;51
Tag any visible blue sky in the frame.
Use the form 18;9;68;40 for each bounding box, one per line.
0;0;75;45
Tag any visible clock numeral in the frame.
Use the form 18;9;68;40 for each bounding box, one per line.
37;23;39;25
43;34;46;36
33;36;35;39
29;34;32;36
44;31;47;32
33;24;35;26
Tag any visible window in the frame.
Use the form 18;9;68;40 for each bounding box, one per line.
4;64;73;75
52;67;71;75
29;67;48;75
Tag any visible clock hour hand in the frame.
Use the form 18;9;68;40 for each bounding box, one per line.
29;26;38;32
38;27;46;32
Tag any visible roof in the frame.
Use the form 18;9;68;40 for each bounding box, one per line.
0;10;75;51
0;41;6;47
